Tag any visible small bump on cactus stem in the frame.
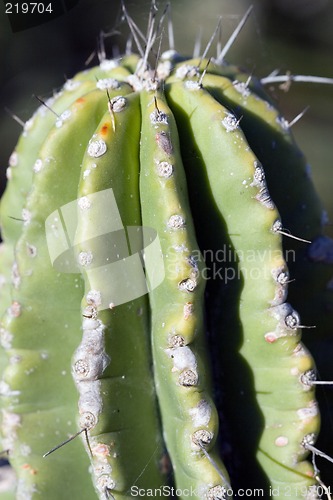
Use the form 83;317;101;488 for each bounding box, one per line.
1;2;333;499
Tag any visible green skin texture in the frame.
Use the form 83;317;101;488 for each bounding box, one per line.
139;89;230;497
74;92;166;497
199;70;333;483
0;89;110;499
201;72;333;324
1;79;99;247
165;80;319;497
0;49;330;499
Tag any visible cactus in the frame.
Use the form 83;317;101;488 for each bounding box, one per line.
1;5;333;499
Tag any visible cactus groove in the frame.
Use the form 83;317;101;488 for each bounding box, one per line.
1;5;333;500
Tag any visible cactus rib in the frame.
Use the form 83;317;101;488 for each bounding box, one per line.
73;91;166;498
140;87;231;497
166;78;320;497
0;89;112;499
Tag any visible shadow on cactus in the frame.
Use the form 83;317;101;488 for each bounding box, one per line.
1;3;333;499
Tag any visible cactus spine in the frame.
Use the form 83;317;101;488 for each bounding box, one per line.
1;6;333;500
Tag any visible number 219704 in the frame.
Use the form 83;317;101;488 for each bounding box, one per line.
5;3;53;14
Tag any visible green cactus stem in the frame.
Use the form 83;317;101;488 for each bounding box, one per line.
140;88;230;497
0;89;110;499
199;68;333;483
1;5;333;499
73;91;166;496
166;77;319;495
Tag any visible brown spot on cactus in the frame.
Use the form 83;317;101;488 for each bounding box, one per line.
100;124;109;136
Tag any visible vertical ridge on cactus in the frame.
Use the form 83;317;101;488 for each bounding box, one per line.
73;91;167;496
140;88;231;496
0;4;333;499
165;79;320;494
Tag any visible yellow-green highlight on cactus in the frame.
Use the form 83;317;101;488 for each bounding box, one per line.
1;4;333;499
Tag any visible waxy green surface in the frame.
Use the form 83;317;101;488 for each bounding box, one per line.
0;45;331;499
